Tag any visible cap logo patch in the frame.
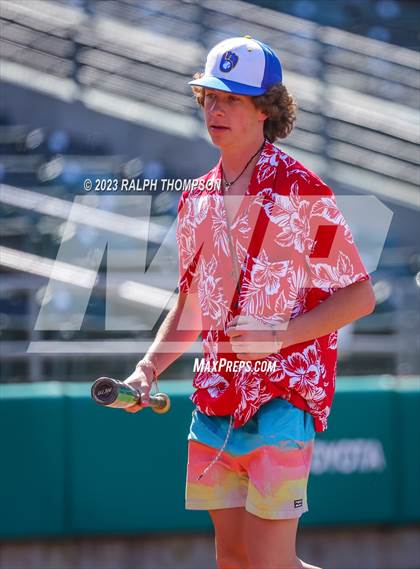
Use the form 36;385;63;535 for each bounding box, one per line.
219;51;239;73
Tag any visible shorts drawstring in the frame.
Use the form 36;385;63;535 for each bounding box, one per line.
196;414;234;481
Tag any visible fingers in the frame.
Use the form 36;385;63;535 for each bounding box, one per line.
226;316;277;360
124;402;143;413
226;316;266;336
236;352;250;360
227;315;241;327
230;337;275;359
226;327;243;338
123;393;150;414
227;315;250;328
122;379;151;414
139;388;151;406
236;353;262;361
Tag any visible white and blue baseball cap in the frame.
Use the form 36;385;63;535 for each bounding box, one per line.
189;36;282;96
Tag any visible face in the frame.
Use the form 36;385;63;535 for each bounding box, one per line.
203;88;267;149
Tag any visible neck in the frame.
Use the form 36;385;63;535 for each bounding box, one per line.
220;136;265;180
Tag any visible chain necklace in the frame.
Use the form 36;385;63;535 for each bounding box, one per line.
221;139;266;191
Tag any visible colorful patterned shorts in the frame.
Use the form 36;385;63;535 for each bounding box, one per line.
185;397;315;520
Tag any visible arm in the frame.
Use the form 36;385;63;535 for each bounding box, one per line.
279;278;376;349
227;279;376;359
143;291;202;374
124;291;202;411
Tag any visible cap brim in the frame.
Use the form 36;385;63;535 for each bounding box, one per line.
188;76;265;96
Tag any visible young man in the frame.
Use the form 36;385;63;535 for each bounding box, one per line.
124;37;375;569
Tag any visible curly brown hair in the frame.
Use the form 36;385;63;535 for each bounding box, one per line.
191;72;297;142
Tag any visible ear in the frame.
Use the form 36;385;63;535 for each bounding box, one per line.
256;108;268;122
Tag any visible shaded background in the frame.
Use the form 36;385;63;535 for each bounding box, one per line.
0;1;419;568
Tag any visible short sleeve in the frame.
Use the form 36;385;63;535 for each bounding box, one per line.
302;176;370;293
176;192;199;294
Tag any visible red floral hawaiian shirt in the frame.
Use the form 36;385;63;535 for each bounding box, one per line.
176;140;370;432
